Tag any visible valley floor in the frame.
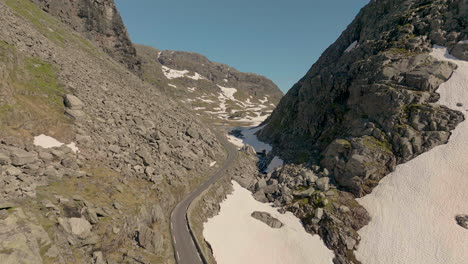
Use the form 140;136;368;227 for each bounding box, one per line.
356;45;468;264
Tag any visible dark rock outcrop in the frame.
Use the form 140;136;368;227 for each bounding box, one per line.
30;0;141;71
251;211;284;228
259;0;466;197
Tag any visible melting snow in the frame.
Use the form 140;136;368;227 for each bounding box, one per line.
356;45;468;264
217;85;238;99
161;65;207;80
259;96;269;104
34;134;79;153
168;84;177;88
187;72;207;80
161;65;189;79
204;181;334;264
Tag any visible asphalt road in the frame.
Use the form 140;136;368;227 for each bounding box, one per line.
170;130;238;264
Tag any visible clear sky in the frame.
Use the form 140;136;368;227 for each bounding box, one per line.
115;0;369;92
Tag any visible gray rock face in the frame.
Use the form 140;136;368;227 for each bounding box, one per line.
30;0;141;72
0;208;51;264
10;148;38;166
259;0;466;197
251;211;283;228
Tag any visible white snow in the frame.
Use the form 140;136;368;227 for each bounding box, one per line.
187;72;207;80
259;96;268;104
265;156;284;173
33;134;79;153
161;65;189;79
209;161;217;167
161;66;207;80
168;84;177;88
217;85;238;99
187;87;196;92
227;134;245;148
356;46;468;264
203;181;334;264
344;40;358;53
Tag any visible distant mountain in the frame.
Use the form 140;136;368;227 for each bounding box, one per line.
136;44;283;125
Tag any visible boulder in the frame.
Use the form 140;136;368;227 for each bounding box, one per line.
450;41;468;61
0;208;51;264
10;149;37;166
135;225;163;253
251;211;283;228
316;177;330;192
0;153;11;165
455;215;468;229
63;94;84;110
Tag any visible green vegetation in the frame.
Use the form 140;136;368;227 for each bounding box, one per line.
4;0;99;54
0;40;71;139
24;57;64;106
5;0;65;44
363;136;393;154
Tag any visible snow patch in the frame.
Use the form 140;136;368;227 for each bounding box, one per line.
217;85;237;99
356;45;468;264
209;161;217;167
204;181;334;264
161;65;189;79
34;134;79;153
168;84;177;88
187;72;207;80
344;40;358;53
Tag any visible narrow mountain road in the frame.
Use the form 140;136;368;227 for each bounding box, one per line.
170;130;238;264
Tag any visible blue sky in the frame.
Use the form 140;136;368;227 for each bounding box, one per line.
115;0;369;92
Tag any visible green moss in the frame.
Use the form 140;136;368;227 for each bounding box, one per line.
5;0;65;44
23;57;65;106
296;198;310;205
336;139;352;147
4;0;99;55
363;136;393;154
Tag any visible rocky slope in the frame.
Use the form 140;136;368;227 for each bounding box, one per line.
252;0;467;263
136;44;283;125
259;0;466;195
30;0;141;71
0;0;236;263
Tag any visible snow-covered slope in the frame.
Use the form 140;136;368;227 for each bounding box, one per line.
136;45;283;126
356;46;468;264
203;181;334;264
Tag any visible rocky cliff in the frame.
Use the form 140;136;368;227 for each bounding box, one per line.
259;0;466;196
136;44;283;125
251;0;467;263
30;0;141;71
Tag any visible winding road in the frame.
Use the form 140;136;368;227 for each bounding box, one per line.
170;130;238;264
